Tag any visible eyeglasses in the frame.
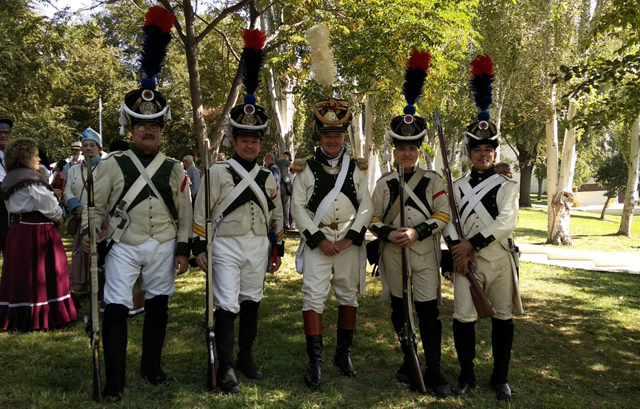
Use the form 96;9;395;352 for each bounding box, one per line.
136;124;161;133
0;130;10;135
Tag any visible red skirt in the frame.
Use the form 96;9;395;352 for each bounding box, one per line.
0;213;77;332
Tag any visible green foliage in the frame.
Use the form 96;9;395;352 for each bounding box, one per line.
595;149;628;201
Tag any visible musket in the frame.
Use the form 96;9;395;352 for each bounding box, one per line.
84;154;102;401
434;109;496;318
203;139;217;391
398;164;427;393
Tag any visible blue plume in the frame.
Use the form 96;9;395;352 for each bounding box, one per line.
403;67;427;107
244;94;256;105
140;25;171;89
470;74;493;112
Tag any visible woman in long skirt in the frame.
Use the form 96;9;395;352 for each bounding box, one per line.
0;138;77;331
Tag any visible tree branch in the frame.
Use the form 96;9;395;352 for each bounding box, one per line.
195;0;253;45
158;0;187;44
194;14;240;62
266;19;306;43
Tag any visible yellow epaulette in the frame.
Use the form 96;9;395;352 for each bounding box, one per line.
355;157;368;171
425;169;444;179
290;157;309;174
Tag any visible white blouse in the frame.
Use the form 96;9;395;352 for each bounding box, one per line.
5;184;62;221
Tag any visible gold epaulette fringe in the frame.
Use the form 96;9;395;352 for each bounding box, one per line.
290;158;308;174
356;157;368;171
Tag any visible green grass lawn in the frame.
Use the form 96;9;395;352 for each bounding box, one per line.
515;206;640;252
1;232;640;408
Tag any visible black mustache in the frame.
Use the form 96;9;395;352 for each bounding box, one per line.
142;134;155;139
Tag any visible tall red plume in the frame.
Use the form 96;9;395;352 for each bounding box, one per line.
406;49;431;71
144;6;174;33
470;54;493;76
243;29;267;51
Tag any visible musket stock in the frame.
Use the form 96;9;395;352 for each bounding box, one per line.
434;110;496;318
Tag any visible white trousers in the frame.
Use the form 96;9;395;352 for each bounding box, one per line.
104;238;176;309
301;244;360;313
453;251;515;322
212;233;269;314
381;246;439;302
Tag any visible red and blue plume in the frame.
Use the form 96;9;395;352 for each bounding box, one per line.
402;49;431;115
470;54;494;121
241;29;267;105
140;6;175;90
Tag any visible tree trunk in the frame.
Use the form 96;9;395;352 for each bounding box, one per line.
267;68;297;158
537;177;543;200
182;0;208;164
519;161;534;207
546;85;559;242
601;195;611;220
364;92;375;162
350;101;365;158
548;100;578;245
618;114;640;236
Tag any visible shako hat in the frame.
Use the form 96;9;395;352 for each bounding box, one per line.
228;29;269;140
119;7;174;135
306;25;352;140
464;54;499;153
386;49;431;147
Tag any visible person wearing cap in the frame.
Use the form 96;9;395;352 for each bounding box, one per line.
0;117;13;254
193;28;283;395
291;24;373;390
369;49;452;398
60;140;83;193
64;128;103;292
80;7;191;402
442;55;522;401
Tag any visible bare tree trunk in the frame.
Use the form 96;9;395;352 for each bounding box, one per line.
548;100;578;245
537;177;543;200
519;162;534;207
364;92;375;162
546;85;559;242
350;101;365;158
601;195;611;220
618;114;640;236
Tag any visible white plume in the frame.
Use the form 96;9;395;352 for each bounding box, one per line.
305;25;337;88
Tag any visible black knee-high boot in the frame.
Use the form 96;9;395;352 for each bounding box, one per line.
390;296;413;384
452;319;476;396
416;300;451;397
490;318;514;400
140;295;169;385
102;304;129;400
236;300;263;380
334;305;357;377
215;308;240;393
303;310;323;388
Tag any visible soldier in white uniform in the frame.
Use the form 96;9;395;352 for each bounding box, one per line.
81;8;192;402
291;27;372;388
193;29;283;394
443;54;522;401
369;49;452;398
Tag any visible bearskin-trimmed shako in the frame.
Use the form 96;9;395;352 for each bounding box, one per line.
227;29;269;140
463;54;499;154
386;49;431;148
118;6;174;135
